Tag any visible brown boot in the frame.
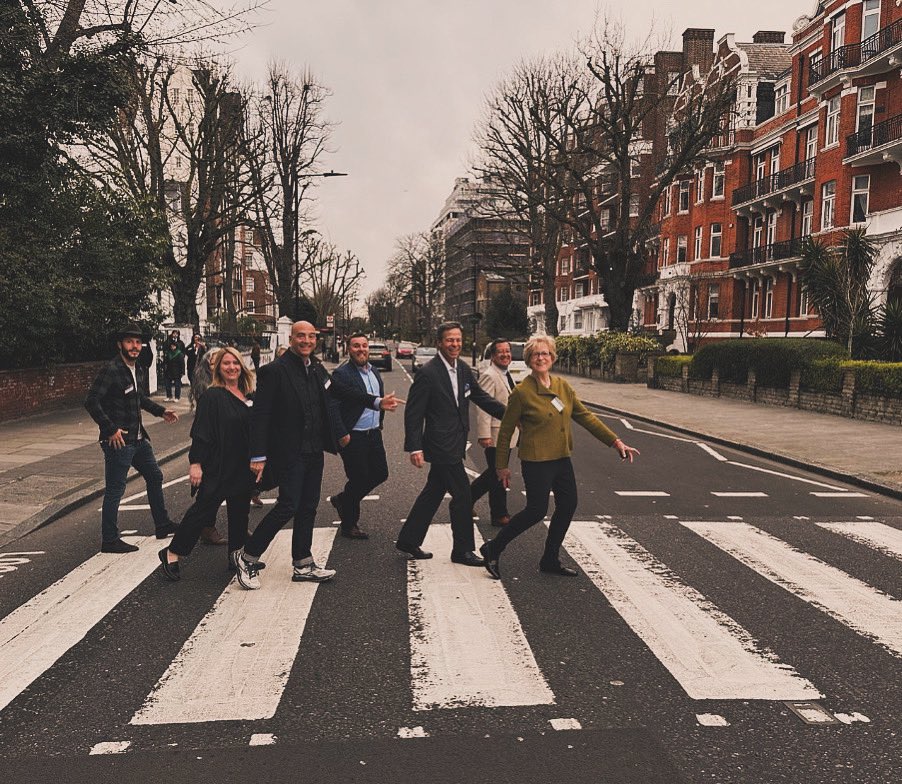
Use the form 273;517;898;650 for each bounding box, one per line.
200;526;227;545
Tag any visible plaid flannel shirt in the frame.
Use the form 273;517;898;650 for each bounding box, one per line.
84;356;166;442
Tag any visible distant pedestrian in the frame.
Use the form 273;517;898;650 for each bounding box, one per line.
250;338;261;371
469;338;517;526
158;347;256;580
163;330;186;402
85;324;179;553
479;335;639;580
396;321;505;566
137;339;154;397
185;334;207;385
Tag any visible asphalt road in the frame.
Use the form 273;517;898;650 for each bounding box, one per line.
1;363;900;784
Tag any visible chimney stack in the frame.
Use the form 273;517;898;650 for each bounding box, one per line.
682;29;715;73
753;31;786;44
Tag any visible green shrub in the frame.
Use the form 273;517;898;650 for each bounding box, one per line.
691;338;848;387
842;360;902;398
799;358;845;394
552;332;660;369
655;355;692;379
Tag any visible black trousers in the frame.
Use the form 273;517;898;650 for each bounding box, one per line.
244;453;324;561
168;485;251;557
335;429;389;530
469;445;509;519
398;461;474;554
490;457;577;566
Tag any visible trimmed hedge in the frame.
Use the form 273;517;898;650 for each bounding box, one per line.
799;359;845;394
841;360;902;397
555;332;661;369
655;355;692;379
690;339;848;388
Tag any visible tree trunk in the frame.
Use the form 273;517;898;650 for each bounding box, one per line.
171;274;200;327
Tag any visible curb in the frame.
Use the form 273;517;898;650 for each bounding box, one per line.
582;400;902;502
0;441;191;549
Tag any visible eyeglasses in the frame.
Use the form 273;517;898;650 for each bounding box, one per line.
531;351;553;359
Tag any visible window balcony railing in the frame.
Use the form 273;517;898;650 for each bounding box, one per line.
809;17;902;86
729;236;808;269
846;112;902;158
731;158;816;207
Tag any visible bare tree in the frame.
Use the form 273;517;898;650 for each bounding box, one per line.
300;238;365;332
366;286;398;339
387;232;446;343
524;17;735;330
244;63;334;318
88;57;254;326
473;57;565;335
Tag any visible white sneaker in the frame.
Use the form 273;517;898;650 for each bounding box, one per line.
164;397;173;402
235;550;263;590
292;562;336;582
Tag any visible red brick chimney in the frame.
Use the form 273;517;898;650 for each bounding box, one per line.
682;28;715;73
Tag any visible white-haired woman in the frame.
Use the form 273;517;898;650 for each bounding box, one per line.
158;347;257;580
479;335;639;579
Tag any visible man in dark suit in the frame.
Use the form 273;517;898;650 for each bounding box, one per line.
397;321;505;565
236;321;395;589
329;333;391;540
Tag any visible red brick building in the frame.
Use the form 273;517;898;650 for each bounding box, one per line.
643;1;902;352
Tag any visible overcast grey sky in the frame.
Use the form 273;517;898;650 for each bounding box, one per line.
233;0;807;293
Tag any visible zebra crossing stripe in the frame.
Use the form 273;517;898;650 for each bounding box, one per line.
0;536;160;713
407;524;554;711
131;528;337;724
682;521;902;657
561;521;820;700
816;522;902;562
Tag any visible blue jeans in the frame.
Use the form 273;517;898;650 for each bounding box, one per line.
100;440;171;543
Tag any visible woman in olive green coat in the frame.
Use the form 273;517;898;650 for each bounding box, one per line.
479;335;639;579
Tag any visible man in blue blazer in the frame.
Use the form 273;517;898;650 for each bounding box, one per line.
397;322;505;565
330;333;391;539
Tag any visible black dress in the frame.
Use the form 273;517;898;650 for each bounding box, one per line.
168;387;255;557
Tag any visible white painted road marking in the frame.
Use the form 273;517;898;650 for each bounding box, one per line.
682;521;902;657
710;492;768;497
0;537;159;712
810;492;869;498
120;474;190;504
407;524;554;711
549;717;582;730
696;714;730;727
89;741;131;755
816;522;902;562
725;462;845;491
397;726;428;738
614;491;671;497
131;528;337;724
249;733;277;746
696;443;728;461
561;521;819;700
464;468;480;479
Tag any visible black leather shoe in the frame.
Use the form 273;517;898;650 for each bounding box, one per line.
101;538;139;554
451;551;485;567
479;542;501;579
340;526;369;540
158;547;180;581
539;563;579;577
155;522;178;539
396;541;433;559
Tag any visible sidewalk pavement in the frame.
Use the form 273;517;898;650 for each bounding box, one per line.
0;396;194;547
0;374;899;548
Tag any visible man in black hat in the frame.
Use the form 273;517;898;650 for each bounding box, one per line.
85;324;180;553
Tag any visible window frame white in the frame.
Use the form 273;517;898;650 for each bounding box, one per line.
694;226;703;260
821;180;836;230
707;284;720;320
850;174;870;224
678;180;690;213
712;161;725;199
710;223;722;258
825;96;841;147
677;235;688;263
862;0;881;42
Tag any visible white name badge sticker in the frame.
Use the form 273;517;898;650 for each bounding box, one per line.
324;379;332;389
464;388;471;398
550;397;565;413
124;385;135;395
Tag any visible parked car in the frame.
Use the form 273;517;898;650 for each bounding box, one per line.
395;341;416;359
367;342;393;371
478;341;528;383
411;345;437;373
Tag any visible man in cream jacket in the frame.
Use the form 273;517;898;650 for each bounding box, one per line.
470;338;518;526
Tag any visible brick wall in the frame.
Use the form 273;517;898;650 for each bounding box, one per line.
0;362;107;422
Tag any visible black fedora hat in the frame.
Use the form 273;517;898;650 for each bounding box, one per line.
118;323;144;340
